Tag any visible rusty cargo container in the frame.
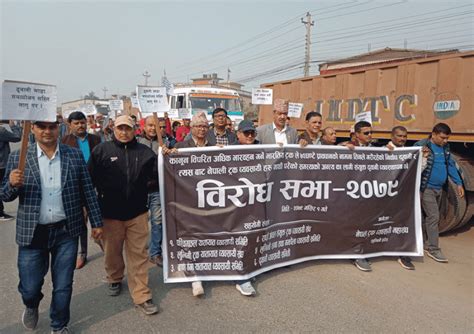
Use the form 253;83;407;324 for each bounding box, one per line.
259;50;474;232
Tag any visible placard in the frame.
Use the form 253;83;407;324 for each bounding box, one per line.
109;99;124;111
288;102;303;118
136;85;170;116
131;96;140;108
355;111;372;124
252;88;273;105
1;80;57;122
178;108;193;119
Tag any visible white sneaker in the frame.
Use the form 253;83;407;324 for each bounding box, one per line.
236;281;256;296
192;281;204;297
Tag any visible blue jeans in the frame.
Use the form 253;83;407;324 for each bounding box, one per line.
18;224;78;331
148;191;162;258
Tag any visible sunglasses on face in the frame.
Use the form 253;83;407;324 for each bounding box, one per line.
362;131;372;135
241;131;256;137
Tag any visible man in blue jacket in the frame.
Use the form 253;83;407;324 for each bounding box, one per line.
415;123;464;263
1;120;103;333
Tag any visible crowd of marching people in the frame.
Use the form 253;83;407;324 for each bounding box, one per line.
0;98;464;333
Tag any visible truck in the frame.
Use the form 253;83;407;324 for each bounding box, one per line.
258;50;474;233
169;86;244;122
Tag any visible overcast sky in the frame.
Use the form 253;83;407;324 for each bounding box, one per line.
1;0;473;102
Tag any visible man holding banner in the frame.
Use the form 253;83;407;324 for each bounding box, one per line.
1;120;103;333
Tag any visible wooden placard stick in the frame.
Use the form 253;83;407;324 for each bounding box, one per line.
18;121;31;171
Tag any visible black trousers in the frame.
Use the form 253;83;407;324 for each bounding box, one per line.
0;168;5;214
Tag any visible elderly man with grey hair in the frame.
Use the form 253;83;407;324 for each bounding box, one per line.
175;112;211;149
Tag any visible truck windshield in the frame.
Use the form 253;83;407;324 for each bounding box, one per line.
189;96;241;112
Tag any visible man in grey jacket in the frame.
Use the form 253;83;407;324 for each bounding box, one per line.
256;99;298;145
0;120;22;221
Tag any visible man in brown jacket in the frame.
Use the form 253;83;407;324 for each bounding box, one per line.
62;111;102;269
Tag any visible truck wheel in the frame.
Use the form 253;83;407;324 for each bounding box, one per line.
439;180;467;233
453;191;474;229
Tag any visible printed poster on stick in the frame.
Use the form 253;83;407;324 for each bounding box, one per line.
1;80;57;122
136;85;169;116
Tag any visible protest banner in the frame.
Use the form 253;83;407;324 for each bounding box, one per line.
251;88;273;105
109;99;123;111
159;145;423;283
1;80;57;122
288;103;303;118
136;85;169;116
79;103;97;116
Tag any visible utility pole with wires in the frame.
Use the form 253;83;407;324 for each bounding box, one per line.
301;12;314;77
102;87;108;99
227;68;231;83
142;70;151;86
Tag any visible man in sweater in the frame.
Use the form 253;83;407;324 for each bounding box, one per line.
415;123;464;263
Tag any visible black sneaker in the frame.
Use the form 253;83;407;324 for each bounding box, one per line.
0;213;14;222
398;256;415;270
22;307;38;330
425;249;448;263
353;258;372;272
107;282;122;296
135;299;159;315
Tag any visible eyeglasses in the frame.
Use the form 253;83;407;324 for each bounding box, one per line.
241;131;256;137
194;125;208;129
362;131;372;135
214;114;226;119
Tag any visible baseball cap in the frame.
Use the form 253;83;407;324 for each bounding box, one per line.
114;115;135;128
238;120;256;132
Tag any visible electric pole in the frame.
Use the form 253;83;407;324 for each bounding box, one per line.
301;12;314;77
142;70;151;86
102;87;108;99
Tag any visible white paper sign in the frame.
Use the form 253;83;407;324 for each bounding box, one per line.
79;103;97;116
288;102;303;118
136;85;170;115
109;99;124;111
355;111;372;124
1;80;57;121
167;108;179;118
177;108;192;119
130;96;140;108
251;88;273;105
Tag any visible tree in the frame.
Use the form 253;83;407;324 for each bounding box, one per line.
84;91;99;100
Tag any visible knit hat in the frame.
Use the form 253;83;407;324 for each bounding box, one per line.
274;98;289;113
191;111;209;127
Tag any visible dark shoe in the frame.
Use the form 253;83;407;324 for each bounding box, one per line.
75;254;87;270
353;258;372;272
398;256;415;270
149;255;163;267
51;326;70;334
0;213;14;222
22;307;38;330
107;282;122;296
135;299;158;315
425;249;448;263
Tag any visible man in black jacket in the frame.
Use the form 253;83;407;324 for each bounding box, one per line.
88;115;159;315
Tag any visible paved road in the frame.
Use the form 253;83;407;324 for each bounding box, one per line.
0;198;472;333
